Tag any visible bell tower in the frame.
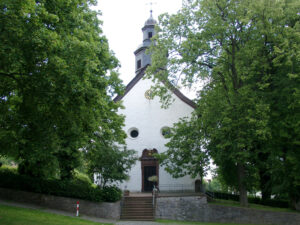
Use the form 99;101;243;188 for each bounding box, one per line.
134;10;157;74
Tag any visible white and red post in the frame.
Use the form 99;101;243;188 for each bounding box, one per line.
76;201;79;217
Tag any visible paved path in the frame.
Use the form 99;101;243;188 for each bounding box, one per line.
0;199;166;225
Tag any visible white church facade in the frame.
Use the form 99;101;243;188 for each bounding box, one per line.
114;13;197;192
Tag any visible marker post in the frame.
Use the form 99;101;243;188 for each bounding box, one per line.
76;201;79;217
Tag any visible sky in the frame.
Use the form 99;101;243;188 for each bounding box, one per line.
94;0;183;85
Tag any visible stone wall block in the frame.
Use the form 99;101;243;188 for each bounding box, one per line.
0;188;120;219
155;195;300;225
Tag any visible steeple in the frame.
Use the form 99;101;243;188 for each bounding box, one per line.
134;11;157;74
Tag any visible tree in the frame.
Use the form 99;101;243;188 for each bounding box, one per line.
85;128;137;187
147;0;300;207
85;144;137;188
0;0;125;179
157;115;210;187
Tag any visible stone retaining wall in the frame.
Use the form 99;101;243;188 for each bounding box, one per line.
156;195;300;225
0;188;120;219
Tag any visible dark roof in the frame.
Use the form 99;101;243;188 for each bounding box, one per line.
114;68;197;109
144;11;157;26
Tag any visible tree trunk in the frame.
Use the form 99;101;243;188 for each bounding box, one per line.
237;163;248;207
258;152;272;201
259;169;271;201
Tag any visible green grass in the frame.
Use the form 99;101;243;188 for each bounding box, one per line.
209;199;298;213
0;204;112;225
157;219;256;225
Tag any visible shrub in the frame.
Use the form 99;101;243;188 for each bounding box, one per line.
0;167;121;202
248;197;289;208
74;170;93;185
210;191;240;201
207;191;289;208
100;186;122;202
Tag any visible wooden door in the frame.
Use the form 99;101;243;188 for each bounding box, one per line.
144;166;156;192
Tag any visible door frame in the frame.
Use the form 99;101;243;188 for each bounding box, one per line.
140;149;159;192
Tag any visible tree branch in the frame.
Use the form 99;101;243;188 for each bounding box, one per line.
0;72;20;81
217;71;232;106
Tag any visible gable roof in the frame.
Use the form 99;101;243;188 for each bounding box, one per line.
114;68;197;109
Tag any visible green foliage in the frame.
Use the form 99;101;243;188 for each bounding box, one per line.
85;140;137;187
157;116;210;184
99;186;122;202
0;0;125;179
208;191;289;209
0;155;17;167
73;170;93;185
206;177;229;193
0;167;121;202
0;165;18;174
147;0;300;207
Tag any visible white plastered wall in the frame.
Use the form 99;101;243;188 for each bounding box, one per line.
118;77;196;192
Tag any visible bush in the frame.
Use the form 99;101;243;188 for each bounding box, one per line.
248;197;289;208
100;186;122;202
0;167;121;202
207;191;289;208
74;170;93;185
209;191;240;201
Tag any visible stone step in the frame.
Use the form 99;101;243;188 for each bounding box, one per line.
124;202;152;205
124;199;152;202
123;207;153;212
120;215;155;221
123;206;153;210
123;203;152;207
123;202;153;205
121;213;154;218
121;196;155;221
121;210;154;215
124;196;152;199
122;210;153;214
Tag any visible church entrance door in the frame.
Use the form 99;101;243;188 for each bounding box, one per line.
144;166;156;191
140;149;159;192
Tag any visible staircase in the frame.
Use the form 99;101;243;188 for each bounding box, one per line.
120;196;154;221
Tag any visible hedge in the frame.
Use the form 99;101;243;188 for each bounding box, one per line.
207;191;289;208
0;167;121;202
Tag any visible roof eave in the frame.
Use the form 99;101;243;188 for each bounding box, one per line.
113;68;197;109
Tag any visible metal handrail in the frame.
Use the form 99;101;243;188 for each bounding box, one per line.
205;190;215;199
152;185;157;206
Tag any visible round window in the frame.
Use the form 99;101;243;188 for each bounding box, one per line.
144;89;153;100
161;126;171;138
128;128;139;139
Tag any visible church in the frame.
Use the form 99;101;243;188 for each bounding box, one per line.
114;12;197;192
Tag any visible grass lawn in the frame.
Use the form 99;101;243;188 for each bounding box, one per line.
209;199;299;213
0;204;112;225
157;219;257;225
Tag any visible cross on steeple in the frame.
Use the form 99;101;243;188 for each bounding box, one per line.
146;1;157;17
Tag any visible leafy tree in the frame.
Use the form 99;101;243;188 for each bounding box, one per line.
0;0;125;179
266;10;300;205
157;115;210;187
206;176;227;193
147;0;300;207
85;131;137;187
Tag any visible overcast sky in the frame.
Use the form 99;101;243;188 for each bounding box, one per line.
94;0;183;85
